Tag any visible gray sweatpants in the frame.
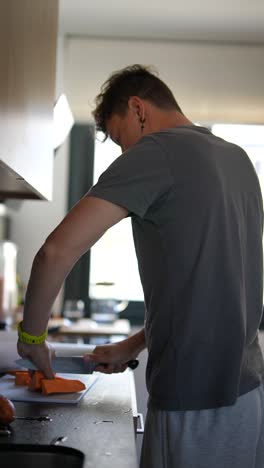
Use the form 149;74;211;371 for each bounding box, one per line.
140;385;264;468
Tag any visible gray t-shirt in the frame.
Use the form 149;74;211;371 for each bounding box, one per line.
88;125;264;411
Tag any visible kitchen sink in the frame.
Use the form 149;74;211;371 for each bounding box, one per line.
0;444;85;468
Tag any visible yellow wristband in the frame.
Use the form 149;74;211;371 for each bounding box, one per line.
17;321;48;345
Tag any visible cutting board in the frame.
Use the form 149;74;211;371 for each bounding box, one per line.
0;373;99;404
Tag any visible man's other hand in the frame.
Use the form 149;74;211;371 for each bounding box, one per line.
17;340;55;379
84;341;136;374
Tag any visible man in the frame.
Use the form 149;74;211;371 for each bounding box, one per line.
18;65;264;468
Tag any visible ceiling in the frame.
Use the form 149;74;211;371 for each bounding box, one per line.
58;1;264;125
59;0;264;44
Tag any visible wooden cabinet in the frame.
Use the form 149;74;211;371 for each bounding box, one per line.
0;0;58;200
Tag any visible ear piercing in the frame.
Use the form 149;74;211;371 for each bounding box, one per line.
140;117;146;131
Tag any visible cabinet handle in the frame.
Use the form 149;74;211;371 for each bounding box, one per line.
136;413;144;434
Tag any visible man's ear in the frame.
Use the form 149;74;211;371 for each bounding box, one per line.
128;96;145;118
128;96;144;113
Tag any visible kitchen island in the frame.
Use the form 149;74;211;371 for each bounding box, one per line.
0;370;138;468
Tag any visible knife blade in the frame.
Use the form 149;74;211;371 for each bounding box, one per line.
15;357;139;374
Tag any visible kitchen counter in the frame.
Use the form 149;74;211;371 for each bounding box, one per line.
0;370;138;468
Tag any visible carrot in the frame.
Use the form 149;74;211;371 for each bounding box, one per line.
15;372;31;386
6;370;19;376
7;370;29;376
41;377;86;395
28;371;45;392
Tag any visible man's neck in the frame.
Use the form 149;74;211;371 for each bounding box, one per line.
146;106;193;135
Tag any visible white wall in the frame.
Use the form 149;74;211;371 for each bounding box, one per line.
6;35;70;313
64;37;264;124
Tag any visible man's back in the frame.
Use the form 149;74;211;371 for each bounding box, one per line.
130;126;264;410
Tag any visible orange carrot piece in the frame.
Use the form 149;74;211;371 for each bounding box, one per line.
41;377;86;395
7;370;30;376
28;371;45;392
15;372;31;386
6;370;19;376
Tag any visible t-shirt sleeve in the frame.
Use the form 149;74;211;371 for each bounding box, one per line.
87;135;173;218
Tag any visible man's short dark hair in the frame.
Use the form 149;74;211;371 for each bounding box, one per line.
92;64;183;136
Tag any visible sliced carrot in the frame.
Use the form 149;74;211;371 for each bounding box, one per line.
7;370;30;376
15;371;31;386
6;370;19;376
41;377;86;395
28;371;45;392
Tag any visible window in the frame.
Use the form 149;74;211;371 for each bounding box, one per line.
89;133;144;302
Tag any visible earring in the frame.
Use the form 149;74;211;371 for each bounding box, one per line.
140;117;146;132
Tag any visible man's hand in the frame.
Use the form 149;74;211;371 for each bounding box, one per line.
84;341;137;374
84;329;146;374
17;340;55;379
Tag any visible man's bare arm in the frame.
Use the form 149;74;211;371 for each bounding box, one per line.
22;196;128;336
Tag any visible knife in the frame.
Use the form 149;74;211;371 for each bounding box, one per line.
15;357;139;374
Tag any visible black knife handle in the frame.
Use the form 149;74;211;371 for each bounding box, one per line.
127;359;139;370
98;359;139;370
